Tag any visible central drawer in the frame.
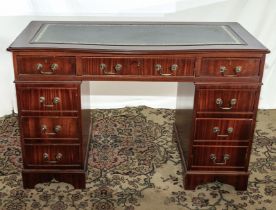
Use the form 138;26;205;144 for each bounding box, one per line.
24;144;81;168
21;116;79;139
82;57;142;75
143;57;195;76
81;56;195;76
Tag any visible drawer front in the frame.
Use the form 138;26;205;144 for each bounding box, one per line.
192;146;247;169
195;118;253;140
200;58;260;77
24;144;81;167
143;57;195;76
17;86;80;112
17;56;76;75
196;89;257;113
21;117;79;139
82;57;141;75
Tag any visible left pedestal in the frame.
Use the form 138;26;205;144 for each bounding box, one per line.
16;82;91;189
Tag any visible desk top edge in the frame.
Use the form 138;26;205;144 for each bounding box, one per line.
7;21;269;53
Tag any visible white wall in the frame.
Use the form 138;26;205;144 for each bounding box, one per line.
0;0;275;116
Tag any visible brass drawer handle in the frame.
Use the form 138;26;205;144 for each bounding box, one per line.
100;63;122;75
41;125;62;135
170;64;178;71
43;152;63;163
235;66;242;73
55;153;63;161
36;63;58;75
220;66;242;76
114;63;122;72
219;66;227;74
213;127;233;137
50;63;59;71
39;96;60;108
216;98;237;110
43;153;49;161
210;154;230;165
155;64;178;76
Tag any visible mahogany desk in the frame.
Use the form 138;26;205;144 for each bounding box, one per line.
8;21;269;190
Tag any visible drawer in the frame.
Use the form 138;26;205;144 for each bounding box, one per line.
21;116;79;139
17;56;76;75
82;57;141;75
191;146;248;170
195;118;253;140
17;85;80;112
196;88;257;113
24;144;81;167
143;57;195;76
200;58;260;77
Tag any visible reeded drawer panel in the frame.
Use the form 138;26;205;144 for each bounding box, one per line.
21;116;79;139
17;85;80;112
195;118;253;140
143;57;195;76
200;58;260;77
24;144;81;167
17;56;76;75
82;57;141;75
191;146;248;170
196;88;257;113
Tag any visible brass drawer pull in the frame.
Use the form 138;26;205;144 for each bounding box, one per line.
36;63;58;75
114;63;122;72
155;64;178;76
235;66;242;73
216;98;237;110
43;152;63;163
220;65;242;76
210;154;230;165
43;152;49;161
55;153;63;161
170;64;178;71
41;125;62;135
100;63;122;75
39;96;60;107
50;63;59;71
219;66;227;73
213;126;233;137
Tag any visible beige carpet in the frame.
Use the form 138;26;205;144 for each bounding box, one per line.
0;107;275;210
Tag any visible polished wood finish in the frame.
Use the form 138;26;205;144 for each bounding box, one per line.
174;126;250;190
191;146;248;170
82;57;142;75
196;88;258;113
21;116;79;138
16;83;80;113
200;58;261;77
194;118;253;140
8;21;269;190
143;57;195;76
82;56;195;77
17;56;76;75
24;144;81;168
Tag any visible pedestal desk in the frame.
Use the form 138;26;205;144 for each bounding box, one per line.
8;21;269;190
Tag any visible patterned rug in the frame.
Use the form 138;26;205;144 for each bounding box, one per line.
0;107;275;210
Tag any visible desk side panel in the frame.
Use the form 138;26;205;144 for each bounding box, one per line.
175;83;195;168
